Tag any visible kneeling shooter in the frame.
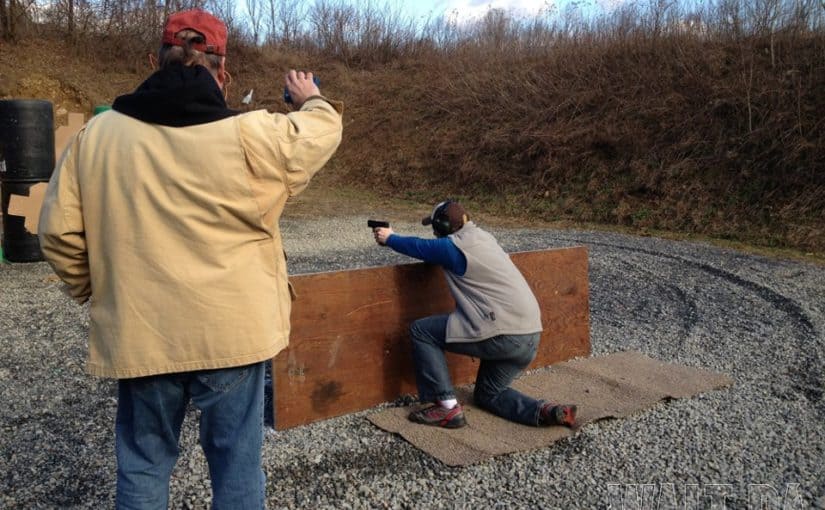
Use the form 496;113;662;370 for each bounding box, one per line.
372;200;576;429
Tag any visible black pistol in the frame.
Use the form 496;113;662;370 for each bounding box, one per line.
367;220;390;229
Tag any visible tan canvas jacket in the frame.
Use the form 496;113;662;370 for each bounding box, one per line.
38;97;343;378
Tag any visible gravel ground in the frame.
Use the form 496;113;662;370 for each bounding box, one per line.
1;217;823;509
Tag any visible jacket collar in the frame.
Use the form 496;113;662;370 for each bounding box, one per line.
112;63;239;127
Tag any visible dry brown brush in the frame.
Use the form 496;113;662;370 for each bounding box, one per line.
330;2;825;252
3;0;823;251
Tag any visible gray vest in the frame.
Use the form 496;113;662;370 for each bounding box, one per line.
445;222;543;343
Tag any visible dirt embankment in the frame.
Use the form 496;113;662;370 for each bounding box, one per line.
1;33;822;253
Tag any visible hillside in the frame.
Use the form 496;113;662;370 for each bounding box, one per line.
1;26;823;254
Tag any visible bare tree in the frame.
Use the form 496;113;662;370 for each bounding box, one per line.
67;0;74;37
0;0;36;40
309;0;358;61
0;0;9;40
245;0;261;44
267;0;305;46
207;0;236;36
477;8;512;51
0;0;19;40
266;0;275;44
745;0;785;74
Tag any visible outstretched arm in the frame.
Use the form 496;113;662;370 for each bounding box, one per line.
373;228;466;275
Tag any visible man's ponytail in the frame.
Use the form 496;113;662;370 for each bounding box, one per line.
158;29;222;72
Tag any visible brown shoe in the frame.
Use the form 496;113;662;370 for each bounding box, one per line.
408;404;467;429
539;402;577;427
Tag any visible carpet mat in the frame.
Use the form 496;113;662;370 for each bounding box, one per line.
367;351;733;466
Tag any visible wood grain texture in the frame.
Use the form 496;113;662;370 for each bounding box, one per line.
274;247;590;429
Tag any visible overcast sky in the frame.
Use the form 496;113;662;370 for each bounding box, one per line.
403;0;619;23
408;0;551;20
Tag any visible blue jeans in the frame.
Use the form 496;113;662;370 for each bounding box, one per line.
410;314;545;426
115;362;266;510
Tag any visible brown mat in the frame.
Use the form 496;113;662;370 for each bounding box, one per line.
367;351;733;466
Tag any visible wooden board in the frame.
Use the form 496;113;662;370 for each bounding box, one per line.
273;247;591;429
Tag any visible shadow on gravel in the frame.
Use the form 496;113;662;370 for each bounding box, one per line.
264;437;460;506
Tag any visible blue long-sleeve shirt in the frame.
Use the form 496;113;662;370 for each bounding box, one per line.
385;234;467;276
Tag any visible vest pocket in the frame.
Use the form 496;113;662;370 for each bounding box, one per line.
470;295;495;322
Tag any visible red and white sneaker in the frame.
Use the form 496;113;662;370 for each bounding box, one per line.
539;402;577;428
408;404;467;429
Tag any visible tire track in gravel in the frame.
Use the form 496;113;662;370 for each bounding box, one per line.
600;254;700;348
551;236;824;413
666;283;700;347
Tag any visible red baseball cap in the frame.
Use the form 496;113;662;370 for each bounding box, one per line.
162;9;227;56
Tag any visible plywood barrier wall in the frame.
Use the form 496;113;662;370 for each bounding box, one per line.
273;247;590;429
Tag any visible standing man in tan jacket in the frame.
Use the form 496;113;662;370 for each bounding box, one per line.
38;9;342;509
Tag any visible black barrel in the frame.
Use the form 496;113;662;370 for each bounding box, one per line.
0;99;55;262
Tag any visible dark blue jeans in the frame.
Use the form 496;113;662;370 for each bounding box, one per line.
410;314;545;426
115;362;266;510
